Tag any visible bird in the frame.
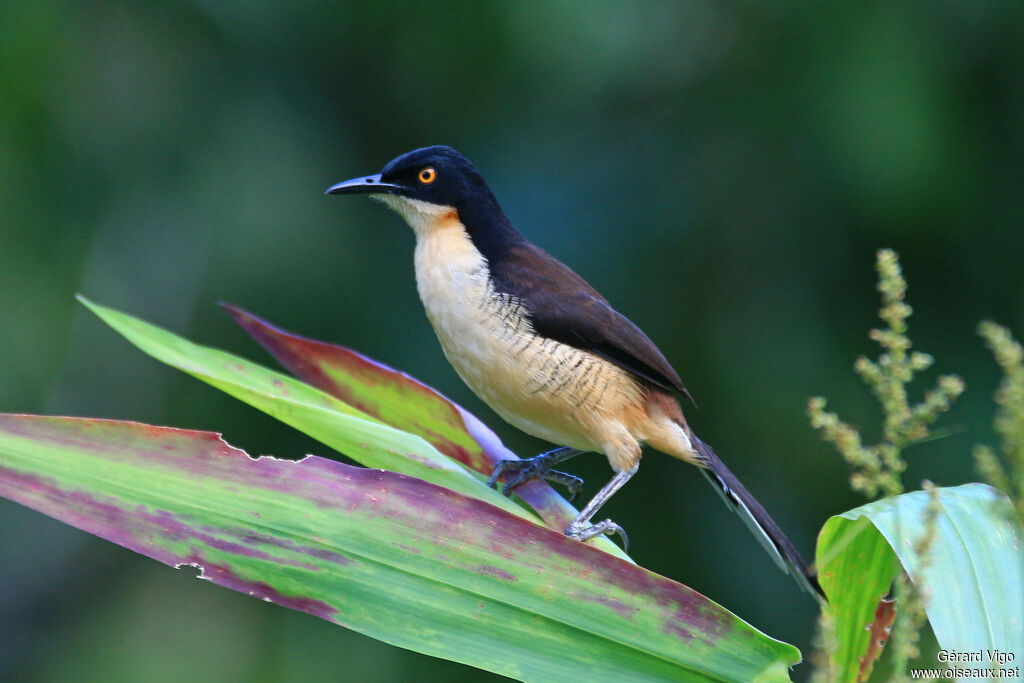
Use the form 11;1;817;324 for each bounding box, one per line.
327;145;822;600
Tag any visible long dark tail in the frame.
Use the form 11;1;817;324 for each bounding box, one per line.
691;434;825;602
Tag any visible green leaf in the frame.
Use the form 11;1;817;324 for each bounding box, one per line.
0;414;801;682
816;484;1024;681
222;303;618;554
76;295;531;523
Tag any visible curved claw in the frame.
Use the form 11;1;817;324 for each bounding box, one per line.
503;468;533;494
486;458;537;497
486;460;510;489
566;519;630;552
543;470;584;502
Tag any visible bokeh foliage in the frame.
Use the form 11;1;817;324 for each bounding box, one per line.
3;1;1024;681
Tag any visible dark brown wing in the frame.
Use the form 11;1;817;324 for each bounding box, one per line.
489;241;694;403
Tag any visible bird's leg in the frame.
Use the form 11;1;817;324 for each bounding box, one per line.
565;465;638;550
487;447;583;500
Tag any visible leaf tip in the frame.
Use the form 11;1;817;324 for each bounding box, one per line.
220;302;270;338
75;293;112;322
218;301;244;318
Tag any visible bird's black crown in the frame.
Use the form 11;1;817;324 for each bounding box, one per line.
379;145;493;209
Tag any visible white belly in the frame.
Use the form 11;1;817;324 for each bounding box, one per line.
411;220;642;451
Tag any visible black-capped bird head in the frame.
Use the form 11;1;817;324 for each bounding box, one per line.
327;146;503;219
327;145;516;253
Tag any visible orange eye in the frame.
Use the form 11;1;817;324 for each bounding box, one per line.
418;167;437;184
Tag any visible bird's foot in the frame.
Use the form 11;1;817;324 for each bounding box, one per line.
486;447;583;501
566;519;630;552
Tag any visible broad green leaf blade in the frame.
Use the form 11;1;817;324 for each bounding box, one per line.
0;415;800;682
816;484;1024;682
76;296;531;523
223;304;611;549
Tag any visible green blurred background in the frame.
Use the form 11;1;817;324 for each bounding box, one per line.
2;1;1022;680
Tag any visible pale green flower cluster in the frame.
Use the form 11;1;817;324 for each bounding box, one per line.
974;320;1024;520
808;249;965;499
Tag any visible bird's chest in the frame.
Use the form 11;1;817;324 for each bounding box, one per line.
413;227;534;389
412;227;610;441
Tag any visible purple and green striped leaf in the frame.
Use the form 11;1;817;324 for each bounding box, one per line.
76;296;531;525
0;414;801;682
223;304;602;546
221;304;493;471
